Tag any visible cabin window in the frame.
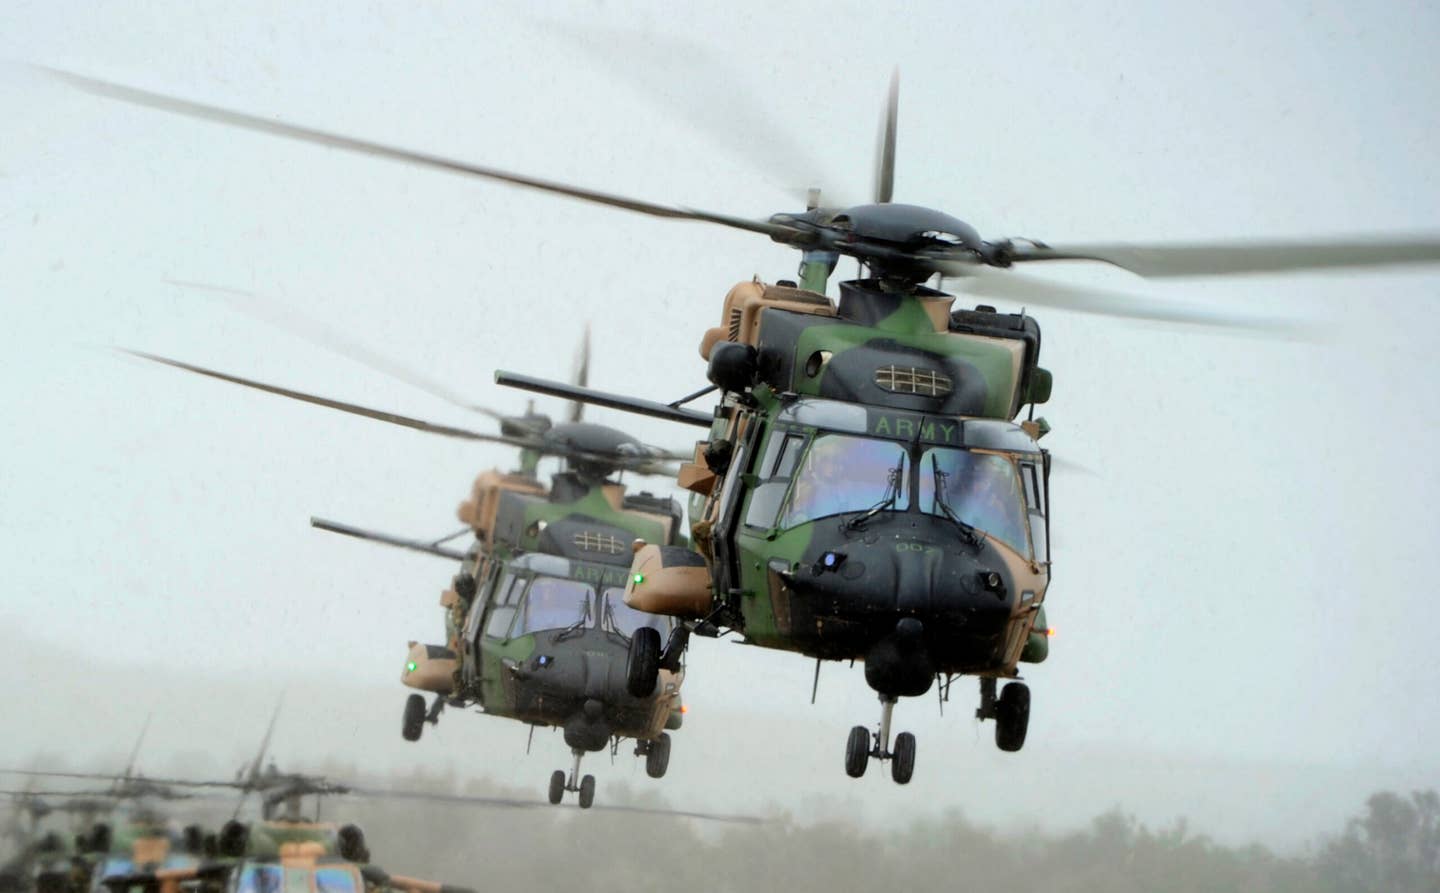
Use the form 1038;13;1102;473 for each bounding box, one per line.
513;577;593;636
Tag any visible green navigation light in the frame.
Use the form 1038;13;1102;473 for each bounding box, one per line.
632;573;644;585
406;661;417;673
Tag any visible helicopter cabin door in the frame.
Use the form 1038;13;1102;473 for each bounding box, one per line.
472;567;530;708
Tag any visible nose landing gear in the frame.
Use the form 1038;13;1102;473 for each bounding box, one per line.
547;748;597;808
844;696;917;784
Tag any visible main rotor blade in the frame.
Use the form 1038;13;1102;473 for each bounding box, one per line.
874;70;899;204
344;786;764;824
244;700;284;787
166;280;544;435
495;371;713;428
116;714;152;788
118;349;532;448
44;67;804;243
310;517;469;561
950;267;1302;332
0;769;239;789
543;22;852;205
1007;235;1440;278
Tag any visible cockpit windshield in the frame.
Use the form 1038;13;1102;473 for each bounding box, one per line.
779;434;911;527
513;577;592;636
500;571;674;640
313;868;359;893
601;587;672;639
96;859;134;880
237;866;284;893
917;448;1029;555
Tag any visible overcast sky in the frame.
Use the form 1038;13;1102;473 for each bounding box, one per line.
2;0;1438;849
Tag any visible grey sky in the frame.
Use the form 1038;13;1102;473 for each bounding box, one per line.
2;0;1438;848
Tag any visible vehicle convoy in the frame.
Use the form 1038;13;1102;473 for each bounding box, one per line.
50;65;1440;785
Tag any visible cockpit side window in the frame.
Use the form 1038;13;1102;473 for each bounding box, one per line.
1019;460;1048;562
771;433;806;478
744;429;810;530
483;571;524;639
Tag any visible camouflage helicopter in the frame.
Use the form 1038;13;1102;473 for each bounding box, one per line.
45;68;1440;785
1;752;213;893
15;767;477;893
113;318;719;811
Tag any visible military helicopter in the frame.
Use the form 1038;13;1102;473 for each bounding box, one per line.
44;67;1440;785
1;738;213;893
111;311;721;811
13;767;476;893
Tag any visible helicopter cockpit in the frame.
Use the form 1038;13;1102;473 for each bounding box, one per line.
474;553;674;643
741;398;1049;563
233;862;361;893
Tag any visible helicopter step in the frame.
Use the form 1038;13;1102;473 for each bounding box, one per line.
548;748;597;809
845;696;916;784
401;694;445;742
974;678;1030;752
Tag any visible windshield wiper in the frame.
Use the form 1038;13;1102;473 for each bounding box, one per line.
552;595;593;642
930;454;982;549
842;460;906;532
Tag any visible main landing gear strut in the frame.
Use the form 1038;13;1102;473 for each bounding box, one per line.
845;695;917;784
975;677;1030;752
548;748;597;809
401;694;444;742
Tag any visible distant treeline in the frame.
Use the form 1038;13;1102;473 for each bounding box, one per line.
341;782;1439;893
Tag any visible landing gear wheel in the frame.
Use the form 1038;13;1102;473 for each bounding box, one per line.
845;725;871;778
578;774;596;809
626;627;662;697
547;770;565;805
995;683;1031;752
645;732;672;779
402;694;426;742
891;732;917;784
